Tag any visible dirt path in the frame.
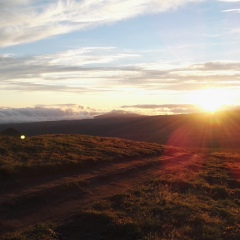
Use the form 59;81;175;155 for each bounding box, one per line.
0;152;203;236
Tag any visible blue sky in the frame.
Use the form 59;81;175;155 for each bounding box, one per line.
0;0;240;123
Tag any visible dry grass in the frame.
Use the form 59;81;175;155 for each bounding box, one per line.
65;154;238;240
0;134;182;179
3;153;240;240
1;136;239;240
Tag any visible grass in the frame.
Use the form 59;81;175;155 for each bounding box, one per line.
0;134;182;179
3;152;240;240
1;223;60;240
62;154;239;240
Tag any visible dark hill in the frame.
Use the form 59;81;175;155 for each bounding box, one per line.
0;110;240;150
0;127;22;137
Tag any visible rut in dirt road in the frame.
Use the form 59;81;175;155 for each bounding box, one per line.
0;152;203;236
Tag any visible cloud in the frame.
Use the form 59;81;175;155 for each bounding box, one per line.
0;105;102;124
35;103;85;109
0;47;140;93
121;104;200;114
219;0;240;2
222;9;240;12
0;0;205;47
122;104;194;109
29;47;140;66
1;49;240;95
116;61;240;92
121;103;240;115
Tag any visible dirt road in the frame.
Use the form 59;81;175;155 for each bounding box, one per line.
0;152;203;236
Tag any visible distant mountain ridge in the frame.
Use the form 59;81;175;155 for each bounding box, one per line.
0;110;240;150
95;110;143;119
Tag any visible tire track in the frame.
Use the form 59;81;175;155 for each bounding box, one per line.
0;152;203;236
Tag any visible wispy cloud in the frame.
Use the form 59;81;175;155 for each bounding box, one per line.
220;0;240;13
29;47;140;66
1;49;240;95
0;0;205;47
219;0;240;2
222;9;240;12
0;47;141;94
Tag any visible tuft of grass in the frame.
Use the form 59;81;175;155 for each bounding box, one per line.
2;223;60;240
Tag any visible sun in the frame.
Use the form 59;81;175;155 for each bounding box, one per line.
193;88;228;113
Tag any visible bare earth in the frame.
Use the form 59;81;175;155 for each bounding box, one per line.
0;152;203;236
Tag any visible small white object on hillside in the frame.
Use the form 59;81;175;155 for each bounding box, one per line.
20;135;25;140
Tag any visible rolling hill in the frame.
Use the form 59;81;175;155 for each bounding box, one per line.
1;110;240;150
0;134;239;239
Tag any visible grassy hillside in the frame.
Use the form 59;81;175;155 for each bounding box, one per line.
0;134;181;179
63;154;239;240
3;152;240;240
0;134;239;239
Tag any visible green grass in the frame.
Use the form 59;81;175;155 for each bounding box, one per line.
0;134;182;179
4;152;240;240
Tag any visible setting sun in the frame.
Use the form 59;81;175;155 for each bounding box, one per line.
193;88;230;113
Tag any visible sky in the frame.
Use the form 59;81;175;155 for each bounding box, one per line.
1;0;240;123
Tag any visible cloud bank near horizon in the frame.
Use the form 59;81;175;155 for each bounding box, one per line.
1;104;240;124
0;105;101;124
122;104;240;114
121;104;200;114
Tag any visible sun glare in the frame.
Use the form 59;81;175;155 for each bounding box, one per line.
193;88;229;113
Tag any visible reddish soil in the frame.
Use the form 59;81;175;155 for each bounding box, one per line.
0;152;204;237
